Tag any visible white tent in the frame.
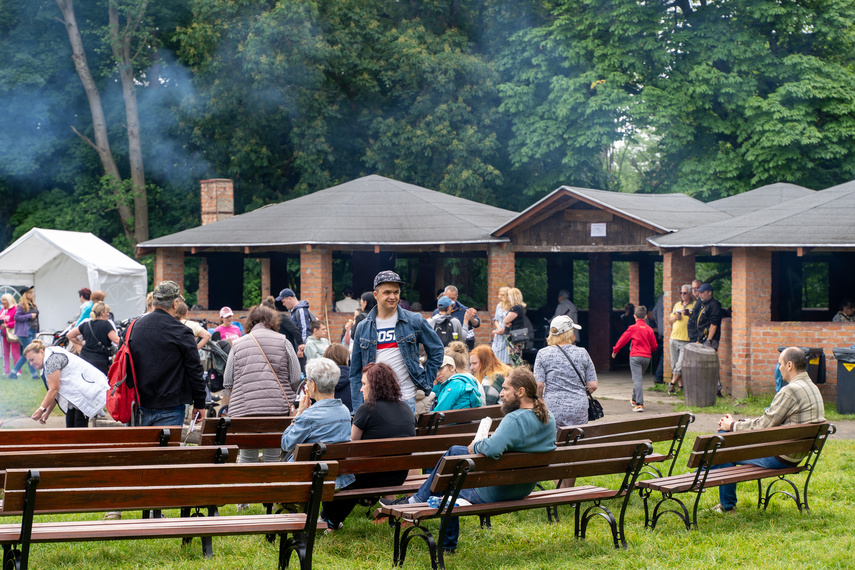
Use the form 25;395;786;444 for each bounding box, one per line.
0;228;148;331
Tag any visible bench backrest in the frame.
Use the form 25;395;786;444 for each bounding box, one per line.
687;422;834;469
0;445;237;476
2;462;337;515
431;440;652;495
199;416;293;447
556;412;694;447
293;434;476;475
0;426;176;452
416;405;505;436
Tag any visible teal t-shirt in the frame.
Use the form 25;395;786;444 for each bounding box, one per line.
471;408;557;503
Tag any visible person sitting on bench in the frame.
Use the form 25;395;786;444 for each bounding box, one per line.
380;366;556;554
713;346;825;513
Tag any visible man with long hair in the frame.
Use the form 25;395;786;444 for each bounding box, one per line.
380;366;556;553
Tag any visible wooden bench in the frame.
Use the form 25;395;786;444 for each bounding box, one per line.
635;422;835;530
375;440;653;570
415;405;505;436
557;412;695;478
199;416;293;448
0;461;337;570
293;435;475;512
0;426;177;453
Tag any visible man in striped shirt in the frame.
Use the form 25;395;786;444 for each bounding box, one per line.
714;347;825;512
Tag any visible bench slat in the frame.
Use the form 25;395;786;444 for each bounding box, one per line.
559;413;691;440
0;446;237;472
293;434;474;461
688;439;814;468
637;464;805;493
689;423;825;454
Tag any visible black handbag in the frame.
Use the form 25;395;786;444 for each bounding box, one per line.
508;327;531;344
557;346;604;422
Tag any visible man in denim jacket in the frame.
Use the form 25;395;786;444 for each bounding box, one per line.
350;271;444;412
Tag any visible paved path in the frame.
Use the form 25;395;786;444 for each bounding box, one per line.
594;371;855;439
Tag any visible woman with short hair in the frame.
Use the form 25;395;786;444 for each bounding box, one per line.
534;316;598;426
24;339;109;428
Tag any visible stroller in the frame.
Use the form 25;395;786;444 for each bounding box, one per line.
201;334;231;417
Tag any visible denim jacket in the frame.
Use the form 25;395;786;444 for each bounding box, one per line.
281;398;355;489
349;306;444;409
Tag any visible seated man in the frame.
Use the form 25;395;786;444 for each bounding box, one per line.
381;366;556;553
713;346;825;513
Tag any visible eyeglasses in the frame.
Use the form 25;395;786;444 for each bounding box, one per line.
680;292;690;295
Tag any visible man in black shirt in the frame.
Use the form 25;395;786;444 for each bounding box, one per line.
129;281;206;426
695;283;722;350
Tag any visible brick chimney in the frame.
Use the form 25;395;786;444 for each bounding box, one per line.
200;179;234;225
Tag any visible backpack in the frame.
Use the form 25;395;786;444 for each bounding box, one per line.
106;318;141;424
433;318;455;347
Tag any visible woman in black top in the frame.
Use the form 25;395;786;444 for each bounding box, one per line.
321;362;415;531
493;287;527;366
67;302;120;375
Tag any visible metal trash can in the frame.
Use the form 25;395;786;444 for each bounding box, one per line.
833;348;855;414
777;346;826;384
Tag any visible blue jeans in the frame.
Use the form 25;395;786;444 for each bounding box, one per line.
11;331;37;377
136;405;186;427
413;445;485;550
712;456;793;510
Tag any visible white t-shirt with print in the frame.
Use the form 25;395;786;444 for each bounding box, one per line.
375;314;415;400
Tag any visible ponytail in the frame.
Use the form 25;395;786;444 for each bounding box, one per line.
507;366;551;425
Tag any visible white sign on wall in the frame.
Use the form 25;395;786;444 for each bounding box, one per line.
590;223;607;237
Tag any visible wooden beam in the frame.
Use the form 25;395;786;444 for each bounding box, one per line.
797;247;812;257
564;210;613;222
510;245;654;253
439;244;446;253
683;248;696;257
711;247;730;256
374;245;380;254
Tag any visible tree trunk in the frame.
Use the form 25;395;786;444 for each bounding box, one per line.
55;0;136;244
109;1;149;244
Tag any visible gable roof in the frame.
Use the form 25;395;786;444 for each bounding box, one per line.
139;175;515;250
706;183;815;217
649;180;855;249
493;185;731;236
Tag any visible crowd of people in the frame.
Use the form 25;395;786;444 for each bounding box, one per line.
0;270;836;545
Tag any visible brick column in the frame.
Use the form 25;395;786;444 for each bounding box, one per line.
628;261;640;305
731;249;772;397
197;258;209;309
154;249;185;291
661;251;695;381
260;258;271;299
300;246;333;317
487;244;515;314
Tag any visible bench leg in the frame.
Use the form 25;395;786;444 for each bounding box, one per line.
478;515;491;529
3;545;22;570
394;519;442;570
575;502;620;548
759;477;802;512
640;489;693;531
279;532;308;569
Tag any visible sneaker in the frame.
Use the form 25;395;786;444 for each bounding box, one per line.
8;373;17;379
630;399;637;406
379;496;411;507
712;504;736;514
323;520;344;533
103;511;122;520
632;405;644;413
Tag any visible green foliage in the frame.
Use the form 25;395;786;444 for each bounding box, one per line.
514;257;547;310
802;261;829;309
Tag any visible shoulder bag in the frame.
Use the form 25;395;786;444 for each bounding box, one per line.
556;346;604;422
249;334;296;411
87;320;117;357
508;327;531;344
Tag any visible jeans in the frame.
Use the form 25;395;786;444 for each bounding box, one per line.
629;356;650;405
238;448;282;463
11;331;37;377
136;405;186;427
711;455;793;510
412;445;486;550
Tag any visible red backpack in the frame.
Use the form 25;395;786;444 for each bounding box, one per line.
106;318;141;424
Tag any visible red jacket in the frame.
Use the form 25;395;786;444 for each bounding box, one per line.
613;319;658;358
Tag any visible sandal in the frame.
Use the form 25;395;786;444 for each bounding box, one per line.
667;381;679;395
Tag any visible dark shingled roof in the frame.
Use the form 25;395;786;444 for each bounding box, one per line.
706;183;815;217
139;175;515;249
649;180;855;249
493;186;731;236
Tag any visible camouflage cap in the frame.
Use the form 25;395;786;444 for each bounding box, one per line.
152;280;184;302
373;270;405;290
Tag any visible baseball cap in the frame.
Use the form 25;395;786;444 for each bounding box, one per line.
219;306;234;318
441;355;456;369
152;281;183;302
698;283;713;293
275;288;296;301
549;315;582;336
437;296;453;309
373;270;405;290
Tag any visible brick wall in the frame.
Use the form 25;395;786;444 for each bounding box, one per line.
731;249;772;397
661;251;695;381
300;246;332;316
718;317;732;393
260;258;271;299
197;258;209;309
487;245;514;315
748;321;855;401
628;261;640;305
154;249;184;289
200;179;234;225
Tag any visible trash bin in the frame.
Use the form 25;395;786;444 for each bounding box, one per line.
833;348;855;415
682;343;719;407
777;346;826;384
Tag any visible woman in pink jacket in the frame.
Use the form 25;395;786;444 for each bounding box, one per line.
0;293;19;375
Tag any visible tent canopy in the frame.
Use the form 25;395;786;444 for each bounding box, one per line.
0;228;148;331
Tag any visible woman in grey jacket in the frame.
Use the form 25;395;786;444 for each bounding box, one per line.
224;305;301;463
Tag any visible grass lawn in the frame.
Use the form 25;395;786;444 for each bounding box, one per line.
3;374;854;568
